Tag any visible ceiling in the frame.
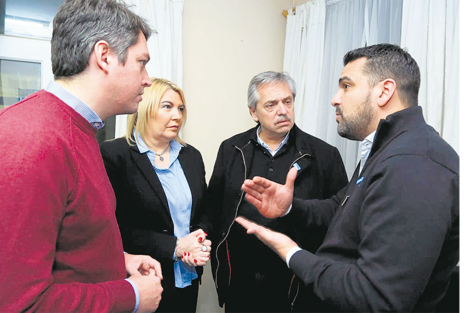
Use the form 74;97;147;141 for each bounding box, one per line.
5;0;64;23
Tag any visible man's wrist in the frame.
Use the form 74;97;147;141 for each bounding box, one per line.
281;203;293;217
286;247;302;268
125;278;140;313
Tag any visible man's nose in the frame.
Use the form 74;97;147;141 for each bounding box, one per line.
331;90;341;107
142;69;151;87
277;102;288;114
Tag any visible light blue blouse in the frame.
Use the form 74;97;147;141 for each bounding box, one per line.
135;132;197;288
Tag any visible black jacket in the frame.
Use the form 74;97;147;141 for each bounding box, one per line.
199;124;348;307
288;106;459;312
100;137;207;296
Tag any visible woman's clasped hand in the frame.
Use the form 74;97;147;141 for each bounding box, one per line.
176;229;211;266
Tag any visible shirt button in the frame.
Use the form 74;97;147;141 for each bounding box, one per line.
268;168;273;172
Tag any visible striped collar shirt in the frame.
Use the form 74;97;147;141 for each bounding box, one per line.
359;131;376;174
45;81;104;129
256;126;290;156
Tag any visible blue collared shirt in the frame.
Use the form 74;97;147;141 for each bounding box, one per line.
256;126;290;156
45;81;139;312
135;132;197;288
45;81;105;129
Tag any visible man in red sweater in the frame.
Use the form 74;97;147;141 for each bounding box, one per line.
0;0;164;312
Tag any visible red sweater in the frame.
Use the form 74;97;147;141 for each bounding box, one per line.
0;90;135;312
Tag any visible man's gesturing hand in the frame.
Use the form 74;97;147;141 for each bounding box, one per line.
235;216;298;262
241;167;297;218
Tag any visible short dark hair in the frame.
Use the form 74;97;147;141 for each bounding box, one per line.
51;0;153;79
343;44;420;107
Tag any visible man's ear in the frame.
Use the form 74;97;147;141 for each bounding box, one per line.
377;78;396;107
249;107;259;122
93;40;112;74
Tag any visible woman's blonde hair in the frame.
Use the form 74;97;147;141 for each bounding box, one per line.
125;77;187;147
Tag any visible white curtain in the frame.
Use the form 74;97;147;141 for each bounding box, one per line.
401;0;460;154
284;0;403;178
283;0;326;133
365;0;403;46
115;0;184;138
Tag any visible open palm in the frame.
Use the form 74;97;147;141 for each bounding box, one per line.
241;167;297;218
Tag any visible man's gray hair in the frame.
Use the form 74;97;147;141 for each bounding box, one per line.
247;71;296;111
52;0;153;79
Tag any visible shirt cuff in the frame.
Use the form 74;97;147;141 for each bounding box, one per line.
286;247;302;268
125;278;140;313
281;203;293;217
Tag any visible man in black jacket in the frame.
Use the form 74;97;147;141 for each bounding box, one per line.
238;44;459;312
202;71;348;312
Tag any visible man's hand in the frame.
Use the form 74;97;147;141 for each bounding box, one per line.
241;167;298;218
124;254;163;280
235;216;298;262
128;275;163;313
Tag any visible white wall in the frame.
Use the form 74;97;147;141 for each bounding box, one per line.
182;0;308;180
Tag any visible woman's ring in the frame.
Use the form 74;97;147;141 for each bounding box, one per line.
202;245;207;252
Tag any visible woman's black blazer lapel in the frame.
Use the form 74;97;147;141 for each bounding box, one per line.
178;146;203;221
129;145;171;216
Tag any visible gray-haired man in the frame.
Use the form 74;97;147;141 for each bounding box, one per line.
200;71;348;312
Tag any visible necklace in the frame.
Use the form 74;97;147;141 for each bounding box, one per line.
155;144;170;161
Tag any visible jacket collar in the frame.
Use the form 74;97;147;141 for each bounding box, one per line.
178;145;199;220
128;141;198;220
129;143;171;216
233;124;312;178
370;106;426;158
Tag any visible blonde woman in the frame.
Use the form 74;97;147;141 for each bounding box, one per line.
100;78;211;312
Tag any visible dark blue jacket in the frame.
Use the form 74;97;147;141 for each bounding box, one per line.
288;106;459;312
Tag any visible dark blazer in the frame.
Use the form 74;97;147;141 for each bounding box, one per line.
100;137;207;295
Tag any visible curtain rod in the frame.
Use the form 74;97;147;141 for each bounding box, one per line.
282;6;296;18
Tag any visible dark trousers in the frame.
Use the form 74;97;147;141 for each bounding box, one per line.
224;277;292;313
156;279;199;313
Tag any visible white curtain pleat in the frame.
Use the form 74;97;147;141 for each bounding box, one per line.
442;0;460;153
366;0;402;46
283;1;326;136
115;0;184;138
321;0;366;177
401;0;459;154
286;0;367;178
284;0;404;178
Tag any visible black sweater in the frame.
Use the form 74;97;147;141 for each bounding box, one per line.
288;106;459;312
199;124;348;308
